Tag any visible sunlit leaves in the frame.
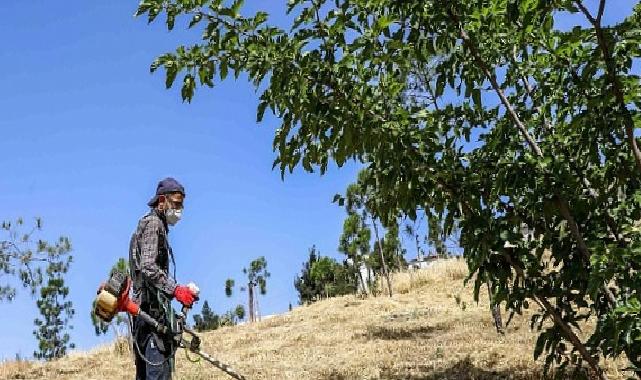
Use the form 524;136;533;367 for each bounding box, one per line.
136;0;641;374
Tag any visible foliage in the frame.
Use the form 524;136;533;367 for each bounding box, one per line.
0;218;71;302
32;238;74;360
138;0;641;376
234;304;245;321
243;256;269;322
294;245;320;303
226;257;269;322
224;278;234;297
90;258;129;337
192;300;246;330
370;222;406;273
295;245;356;303
193;300;219;331
338;212;371;271
243;256;270;296
341;170;394;296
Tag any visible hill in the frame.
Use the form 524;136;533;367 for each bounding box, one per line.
0;259;629;379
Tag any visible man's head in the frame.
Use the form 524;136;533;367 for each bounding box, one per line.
148;177;186;225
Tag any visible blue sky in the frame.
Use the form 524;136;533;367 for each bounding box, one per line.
0;1;361;359
0;0;636;361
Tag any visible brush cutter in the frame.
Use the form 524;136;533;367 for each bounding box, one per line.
94;270;247;380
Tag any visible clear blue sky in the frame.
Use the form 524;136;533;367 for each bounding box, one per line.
0;0;635;361
0;1;362;360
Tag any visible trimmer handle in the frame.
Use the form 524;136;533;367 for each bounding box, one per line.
136;309;168;335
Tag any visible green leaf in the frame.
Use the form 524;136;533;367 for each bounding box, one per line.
165;64;178;89
231;0;244;17
257;101;268;122
220;60;228;80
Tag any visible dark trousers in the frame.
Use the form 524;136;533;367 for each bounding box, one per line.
134;317;172;380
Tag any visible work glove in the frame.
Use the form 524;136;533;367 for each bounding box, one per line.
174;283;199;308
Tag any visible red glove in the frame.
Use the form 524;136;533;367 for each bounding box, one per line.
174;285;196;307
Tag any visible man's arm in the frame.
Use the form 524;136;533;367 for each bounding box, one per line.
139;217;177;297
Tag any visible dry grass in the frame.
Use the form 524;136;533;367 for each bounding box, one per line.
0;259;631;380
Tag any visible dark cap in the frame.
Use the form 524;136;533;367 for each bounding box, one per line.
147;177;186;206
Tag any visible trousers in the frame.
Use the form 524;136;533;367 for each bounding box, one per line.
134;317;173;380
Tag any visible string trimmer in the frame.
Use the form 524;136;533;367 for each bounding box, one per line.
94;270;247;380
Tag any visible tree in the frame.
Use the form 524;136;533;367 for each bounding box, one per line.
342;171;394;297
294;245;322;303
193;300;220;331
338;211;372;296
33;239;74;360
227;257;270;322
311;256;355;299
224;278;234;297
234;304;245;321
1;218;71;301
193;301;244;331
242;256;270;322
380;221;406;272
403;220;425;262
295;246;356;303
90;258;129;338
138;1;641;376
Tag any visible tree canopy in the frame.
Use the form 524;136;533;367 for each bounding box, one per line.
137;1;641;376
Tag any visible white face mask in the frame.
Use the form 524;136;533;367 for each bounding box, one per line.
166;208;182;226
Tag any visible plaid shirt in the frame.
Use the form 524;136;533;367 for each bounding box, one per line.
129;209;177;306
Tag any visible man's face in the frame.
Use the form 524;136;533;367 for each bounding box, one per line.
159;193;184;211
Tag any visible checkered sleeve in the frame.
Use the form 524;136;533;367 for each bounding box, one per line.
139;217;177;297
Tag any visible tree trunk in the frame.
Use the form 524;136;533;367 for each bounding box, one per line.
395;247;403;272
255;291;261;322
356;261;369;296
248;282;255;323
372;219;393;297
485;279;504;334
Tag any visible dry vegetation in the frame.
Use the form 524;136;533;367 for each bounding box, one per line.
0;259;631;379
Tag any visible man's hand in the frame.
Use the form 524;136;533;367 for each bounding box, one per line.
174;284;198;308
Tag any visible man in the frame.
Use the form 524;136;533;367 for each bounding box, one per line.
129;177;198;380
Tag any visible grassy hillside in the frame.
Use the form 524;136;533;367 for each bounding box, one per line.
0;259;630;379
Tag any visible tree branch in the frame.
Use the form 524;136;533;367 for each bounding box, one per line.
447;8;595;268
575;0;641;174
538;297;607;380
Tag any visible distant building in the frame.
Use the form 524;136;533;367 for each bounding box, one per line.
407;253;440;270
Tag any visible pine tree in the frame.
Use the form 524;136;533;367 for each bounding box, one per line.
192;300;220;332
33;245;75;360
294;246;321;304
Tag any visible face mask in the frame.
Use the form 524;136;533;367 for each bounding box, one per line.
165;208;182;226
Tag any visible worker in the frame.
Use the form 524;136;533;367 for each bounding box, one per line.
129;177;198;380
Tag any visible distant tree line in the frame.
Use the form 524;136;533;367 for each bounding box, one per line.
192;300;245;332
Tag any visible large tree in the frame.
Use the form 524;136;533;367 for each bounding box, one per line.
137;1;641;377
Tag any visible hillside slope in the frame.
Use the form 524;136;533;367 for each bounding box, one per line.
0;259;629;380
